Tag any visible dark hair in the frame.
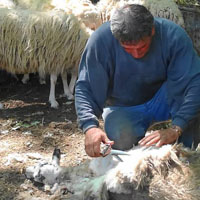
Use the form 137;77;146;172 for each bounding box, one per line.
110;4;154;42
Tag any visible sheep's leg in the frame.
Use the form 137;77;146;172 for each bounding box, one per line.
21;74;30;84
0;102;3;109
69;69;77;94
38;70;46;85
11;73;19;81
49;73;59;108
61;71;74;100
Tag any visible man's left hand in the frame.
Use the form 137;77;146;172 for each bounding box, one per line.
138;128;180;147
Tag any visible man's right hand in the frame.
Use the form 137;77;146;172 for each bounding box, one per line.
85;127;114;157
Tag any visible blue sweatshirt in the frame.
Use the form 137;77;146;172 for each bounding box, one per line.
75;18;200;132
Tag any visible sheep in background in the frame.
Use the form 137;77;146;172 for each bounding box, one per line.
25;144;200;200
51;0;102;31
0;7;89;108
22;0;185;30
10;0;102;31
96;0;185;27
10;0;185;31
0;0;47;85
3;0;96;85
6;0;99;85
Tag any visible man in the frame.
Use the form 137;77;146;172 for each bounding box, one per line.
75;4;200;157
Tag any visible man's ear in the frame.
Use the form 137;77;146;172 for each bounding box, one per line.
152;26;155;36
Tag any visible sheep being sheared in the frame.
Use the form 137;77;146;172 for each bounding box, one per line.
96;0;185;28
25;144;200;200
0;7;89;108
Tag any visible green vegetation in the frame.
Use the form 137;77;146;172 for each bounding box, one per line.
13;120;40;129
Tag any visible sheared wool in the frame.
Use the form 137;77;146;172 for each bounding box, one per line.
25;144;200;200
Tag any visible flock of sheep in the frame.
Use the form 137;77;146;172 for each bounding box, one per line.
0;0;185;108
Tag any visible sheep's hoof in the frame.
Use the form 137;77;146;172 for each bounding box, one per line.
22;79;28;84
67;94;74;100
39;80;46;85
60;94;74;100
50;100;59;109
59;94;66;98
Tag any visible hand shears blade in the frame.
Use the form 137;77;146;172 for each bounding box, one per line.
101;144;130;162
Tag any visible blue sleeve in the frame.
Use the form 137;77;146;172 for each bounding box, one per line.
75;28;112;132
165;24;200;130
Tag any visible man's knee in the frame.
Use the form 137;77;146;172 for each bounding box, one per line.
103;109;145;150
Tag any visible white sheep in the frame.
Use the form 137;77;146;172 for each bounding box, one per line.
25;144;200;200
10;0;185;31
50;0;102;31
4;0;98;87
0;0;46;85
10;0;102;31
25;0;185;30
0;7;89;108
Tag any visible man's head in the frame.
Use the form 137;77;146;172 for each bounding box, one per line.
110;4;154;58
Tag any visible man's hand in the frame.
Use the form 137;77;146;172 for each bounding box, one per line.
85;127;114;157
138;127;180;147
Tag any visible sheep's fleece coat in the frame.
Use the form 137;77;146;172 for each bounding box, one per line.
25;144;200;200
0;7;88;75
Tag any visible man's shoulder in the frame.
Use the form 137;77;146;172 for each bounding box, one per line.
154;17;182;30
154;17;187;39
97;21;111;32
91;22;112;39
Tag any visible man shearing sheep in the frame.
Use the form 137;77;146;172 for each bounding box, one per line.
75;4;200;157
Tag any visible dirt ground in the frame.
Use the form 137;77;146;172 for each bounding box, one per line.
0;72;90;200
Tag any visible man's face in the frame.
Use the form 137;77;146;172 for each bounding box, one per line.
120;27;155;59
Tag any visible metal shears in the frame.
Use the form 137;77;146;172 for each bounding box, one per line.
101;143;130;162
